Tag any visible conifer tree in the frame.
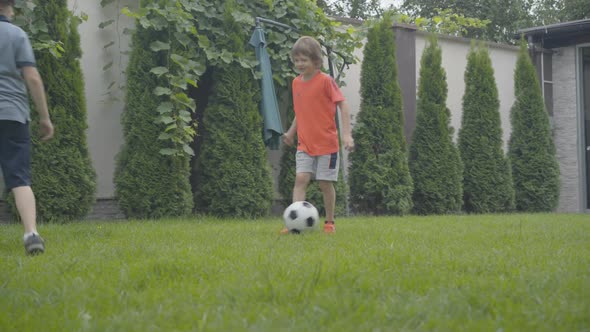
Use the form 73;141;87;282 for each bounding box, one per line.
508;40;560;211
192;3;273;217
409;37;463;214
348;15;413;215
25;0;96;222
458;45;514;213
115;13;193;218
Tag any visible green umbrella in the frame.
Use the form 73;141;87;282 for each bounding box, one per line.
249;26;283;150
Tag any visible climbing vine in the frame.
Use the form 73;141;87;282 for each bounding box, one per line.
99;0;133;101
14;0;88;57
396;8;490;36
115;0;360;156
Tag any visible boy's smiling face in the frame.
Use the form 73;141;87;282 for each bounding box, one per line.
292;54;317;77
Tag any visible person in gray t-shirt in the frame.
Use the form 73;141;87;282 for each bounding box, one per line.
0;0;53;255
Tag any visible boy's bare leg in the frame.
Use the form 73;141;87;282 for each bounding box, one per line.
318;180;335;221
12;186;37;234
293;172;312;202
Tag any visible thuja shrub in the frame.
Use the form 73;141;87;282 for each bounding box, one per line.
348;14;413;215
458;45;514;213
192;7;273;218
508;40;560;212
22;0;96;222
115;22;193;219
409;36;463;215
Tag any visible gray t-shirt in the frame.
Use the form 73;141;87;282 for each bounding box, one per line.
0;15;36;123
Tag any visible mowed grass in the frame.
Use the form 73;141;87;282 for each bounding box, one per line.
0;214;589;331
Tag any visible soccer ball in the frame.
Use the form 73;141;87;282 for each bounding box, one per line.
283;201;320;234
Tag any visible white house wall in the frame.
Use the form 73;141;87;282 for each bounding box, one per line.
71;0;135;198
414;34;518;146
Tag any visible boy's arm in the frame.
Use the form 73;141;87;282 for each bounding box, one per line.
337;100;354;151
282;118;297;147
22;66;53;141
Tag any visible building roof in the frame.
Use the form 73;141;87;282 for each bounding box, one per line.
518;19;590;48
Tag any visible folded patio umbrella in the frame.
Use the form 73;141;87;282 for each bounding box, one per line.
249;26;283;150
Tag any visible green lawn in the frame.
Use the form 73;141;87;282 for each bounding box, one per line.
1;214;589;331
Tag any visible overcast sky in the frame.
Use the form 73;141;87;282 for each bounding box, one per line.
381;0;403;7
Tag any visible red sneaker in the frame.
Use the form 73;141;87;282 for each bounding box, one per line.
279;227;290;235
323;221;335;234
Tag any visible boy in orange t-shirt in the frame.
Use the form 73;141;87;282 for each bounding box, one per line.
282;36;354;233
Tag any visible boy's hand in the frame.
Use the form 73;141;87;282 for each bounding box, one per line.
343;135;354;151
39;118;54;141
283;133;295;147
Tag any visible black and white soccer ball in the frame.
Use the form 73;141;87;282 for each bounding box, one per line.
283;201;320;233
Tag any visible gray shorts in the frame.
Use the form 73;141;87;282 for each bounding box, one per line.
296;151;339;181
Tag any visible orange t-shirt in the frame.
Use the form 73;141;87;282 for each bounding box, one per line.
292;71;345;156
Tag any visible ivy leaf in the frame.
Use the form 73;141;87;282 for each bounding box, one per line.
154;87;172;96
122;6;142;20
220;49;232;64
150;67;169;76
170;76;188;90
139;16;151;28
197;35;210;48
157;102;174;114
159;148;176;155
25;1;36;10
182;144;195;156
186;78;198;88
102;61;114;71
172;93;196;111
231;11;254;24
181;1;205;13
171;54;188;65
269;32;287;45
174;32;192;48
150;41;170;52
99;19;115;29
238;57;258;69
100;0;116;7
103;41;115;49
160;116;175;124
190;60;206;76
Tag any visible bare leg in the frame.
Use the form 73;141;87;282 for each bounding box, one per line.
318;180;335;221
293;172;312;202
12;186;37;234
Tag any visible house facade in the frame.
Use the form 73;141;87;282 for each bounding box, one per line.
520;19;590;213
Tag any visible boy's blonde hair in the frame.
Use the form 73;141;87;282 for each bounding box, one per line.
291;36;323;68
